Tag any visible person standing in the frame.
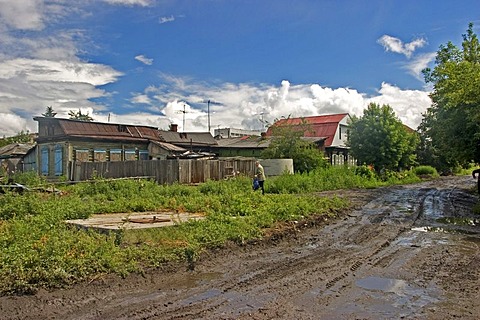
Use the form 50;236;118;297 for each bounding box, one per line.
473;168;480;194
255;161;266;195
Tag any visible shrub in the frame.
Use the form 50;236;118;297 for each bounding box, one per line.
414;165;439;178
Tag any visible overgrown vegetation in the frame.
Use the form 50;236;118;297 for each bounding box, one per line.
0;130;34;148
261;117;328;173
419;23;480;172
0;166;437;295
347;103;419;173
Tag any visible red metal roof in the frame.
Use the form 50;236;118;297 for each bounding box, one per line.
272;113;349;126
266;113;349;147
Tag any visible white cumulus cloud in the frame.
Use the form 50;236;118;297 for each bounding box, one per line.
130;76;431;133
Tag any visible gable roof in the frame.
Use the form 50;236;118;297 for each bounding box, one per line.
266;113;350;147
34;117;162;142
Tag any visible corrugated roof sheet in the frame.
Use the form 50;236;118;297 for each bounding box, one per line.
149;141;187;152
214;136;271;149
159;131;217;146
0;143;36;158
59;120;161;140
34;117;162;142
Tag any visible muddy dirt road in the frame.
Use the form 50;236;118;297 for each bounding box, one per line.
1;176;479;320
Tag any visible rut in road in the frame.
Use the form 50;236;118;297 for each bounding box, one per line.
105;185;451;319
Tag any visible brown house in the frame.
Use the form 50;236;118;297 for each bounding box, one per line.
33;117;191;179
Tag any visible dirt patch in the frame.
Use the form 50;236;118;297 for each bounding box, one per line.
0;176;479;320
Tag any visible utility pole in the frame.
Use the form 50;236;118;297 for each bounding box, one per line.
176;104;188;132
203;99;222;134
207;100;211;133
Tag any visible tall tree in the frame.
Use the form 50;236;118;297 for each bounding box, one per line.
420;23;480;169
262;118;328;173
68;109;93;121
42;106;57;117
347;103;418;173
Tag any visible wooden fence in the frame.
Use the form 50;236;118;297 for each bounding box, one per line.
70;158;257;184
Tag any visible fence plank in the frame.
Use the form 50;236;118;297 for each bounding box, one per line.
71;158;256;184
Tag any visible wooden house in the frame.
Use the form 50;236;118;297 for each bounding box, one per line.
266;113;355;165
33;117;193;179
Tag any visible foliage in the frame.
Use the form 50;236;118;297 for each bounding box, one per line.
354;164;376;180
41;106;57;118
68;109;94;121
347;103;419;173
0;131;33;148
262;117;328;173
414;165;439;178
420;23;480;171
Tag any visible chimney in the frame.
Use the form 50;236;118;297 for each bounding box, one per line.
170;124;178;132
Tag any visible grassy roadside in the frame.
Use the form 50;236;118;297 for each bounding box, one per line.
0;166;425;295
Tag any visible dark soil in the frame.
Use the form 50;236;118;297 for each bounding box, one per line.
1;176;479;320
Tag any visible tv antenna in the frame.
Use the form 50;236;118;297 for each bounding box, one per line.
253;110;270;124
200;99;222;132
176;103;190;132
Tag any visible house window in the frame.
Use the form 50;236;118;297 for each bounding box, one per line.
94;149;107;162
125;150;136;161
75;149;90;162
139;150;149;160
47;125;54;136
110;149;122;161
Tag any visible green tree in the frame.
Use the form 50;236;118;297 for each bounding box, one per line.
420;23;480;170
68;109;93;121
0;131;33;148
42;106;57;117
262;118;328;173
347;103;418;173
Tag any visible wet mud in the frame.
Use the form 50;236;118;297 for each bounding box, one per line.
0;176;479;319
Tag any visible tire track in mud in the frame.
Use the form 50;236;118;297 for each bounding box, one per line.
1;177;478;320
118;186;443;319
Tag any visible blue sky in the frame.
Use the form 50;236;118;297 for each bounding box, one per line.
0;0;479;136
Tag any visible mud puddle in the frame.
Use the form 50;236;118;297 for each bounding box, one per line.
0;176;478;320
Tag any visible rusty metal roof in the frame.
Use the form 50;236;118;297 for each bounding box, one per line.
214;136;271;149
0;143;36;159
149;140;187;152
159;131;217;146
34;117;163;142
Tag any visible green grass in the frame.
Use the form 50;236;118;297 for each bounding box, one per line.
0;166;430;294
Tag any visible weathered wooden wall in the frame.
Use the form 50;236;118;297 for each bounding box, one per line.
71;159;256;184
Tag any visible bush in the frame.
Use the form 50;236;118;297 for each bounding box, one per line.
414;165;439;178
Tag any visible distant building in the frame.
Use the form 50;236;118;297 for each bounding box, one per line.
266;113;355;166
214;128;263;139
